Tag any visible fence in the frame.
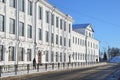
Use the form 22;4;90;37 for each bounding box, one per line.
0;62;101;77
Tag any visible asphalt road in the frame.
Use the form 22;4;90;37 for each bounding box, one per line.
23;63;120;80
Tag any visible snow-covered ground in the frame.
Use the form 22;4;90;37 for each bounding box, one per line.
109;56;120;63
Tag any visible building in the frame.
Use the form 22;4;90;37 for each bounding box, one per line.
72;24;99;63
0;0;99;65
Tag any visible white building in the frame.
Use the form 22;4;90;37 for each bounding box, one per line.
72;24;99;63
0;0;99;65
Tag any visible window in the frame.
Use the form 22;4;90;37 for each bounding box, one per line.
56;52;58;62
39;6;42;19
9;18;15;34
0;0;4;3
73;52;74;60
18;47;24;61
27;25;32;38
46;51;49;62
56;35;58;45
51;33;54;43
60;53;62;62
60;36;62;46
8;46;14;61
0;45;3;61
64;53;66;62
51;51;54;62
19;22;24;36
69;39;71;47
46;11;49;23
73;36;74;43
10;0;15;8
64;38;66;46
46;31;49;42
38;28;42;40
64;21;66;31
69;24;71;33
56;17;59;28
19;0;24;12
28;0;32;15
78;38;79;45
27;49;31;61
0;15;4;32
60;19;62;29
51;14;54;25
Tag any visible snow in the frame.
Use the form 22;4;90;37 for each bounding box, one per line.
109;56;120;63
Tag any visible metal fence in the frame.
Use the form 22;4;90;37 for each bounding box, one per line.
0;62;99;77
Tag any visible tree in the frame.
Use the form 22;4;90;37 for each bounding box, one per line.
103;52;107;61
109;47;120;57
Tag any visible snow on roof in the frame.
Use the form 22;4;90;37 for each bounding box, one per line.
72;24;90;29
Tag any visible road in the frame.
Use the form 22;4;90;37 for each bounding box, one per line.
22;63;120;80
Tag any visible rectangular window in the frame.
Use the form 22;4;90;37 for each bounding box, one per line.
10;0;15;8
51;51;54;62
39;6;42;19
64;38;66;46
0;45;3;61
56;52;58;62
0;15;4;32
56;17;59;28
9;18;15;34
64;21;66;31
18;47;24;61
8;46;14;61
69;24;71;33
19;22;24;36
60;53;62;62
19;0;24;12
73;36;74;43
56;35;58;45
27;25;32;38
28;0;32;15
38;28;42;40
51;33;54;43
60;19;62;29
51;14;54;25
46;11;49;23
69;39;71;47
60;36;62;45
46;51;49;62
64;53;66;62
0;0;4;2
46;31;49;42
27;49;31;61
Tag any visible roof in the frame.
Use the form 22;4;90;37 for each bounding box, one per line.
72;23;94;32
72;23;90;29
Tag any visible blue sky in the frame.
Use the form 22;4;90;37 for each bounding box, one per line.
48;0;120;51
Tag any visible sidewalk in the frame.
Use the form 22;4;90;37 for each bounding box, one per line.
0;62;108;80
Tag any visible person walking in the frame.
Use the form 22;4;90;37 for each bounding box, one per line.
33;58;36;69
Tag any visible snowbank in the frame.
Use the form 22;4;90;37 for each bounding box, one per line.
109;56;120;63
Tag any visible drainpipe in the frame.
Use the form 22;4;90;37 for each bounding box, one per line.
34;0;39;61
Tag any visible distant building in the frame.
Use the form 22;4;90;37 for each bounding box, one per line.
0;0;99;65
72;24;99;63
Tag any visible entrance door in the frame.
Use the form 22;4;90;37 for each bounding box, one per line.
38;50;41;64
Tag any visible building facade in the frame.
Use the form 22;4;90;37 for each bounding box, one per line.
0;0;99;65
72;24;99;63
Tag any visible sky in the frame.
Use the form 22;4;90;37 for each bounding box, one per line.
48;0;120;51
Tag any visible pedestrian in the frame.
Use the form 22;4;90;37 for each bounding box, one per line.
33;58;36;69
